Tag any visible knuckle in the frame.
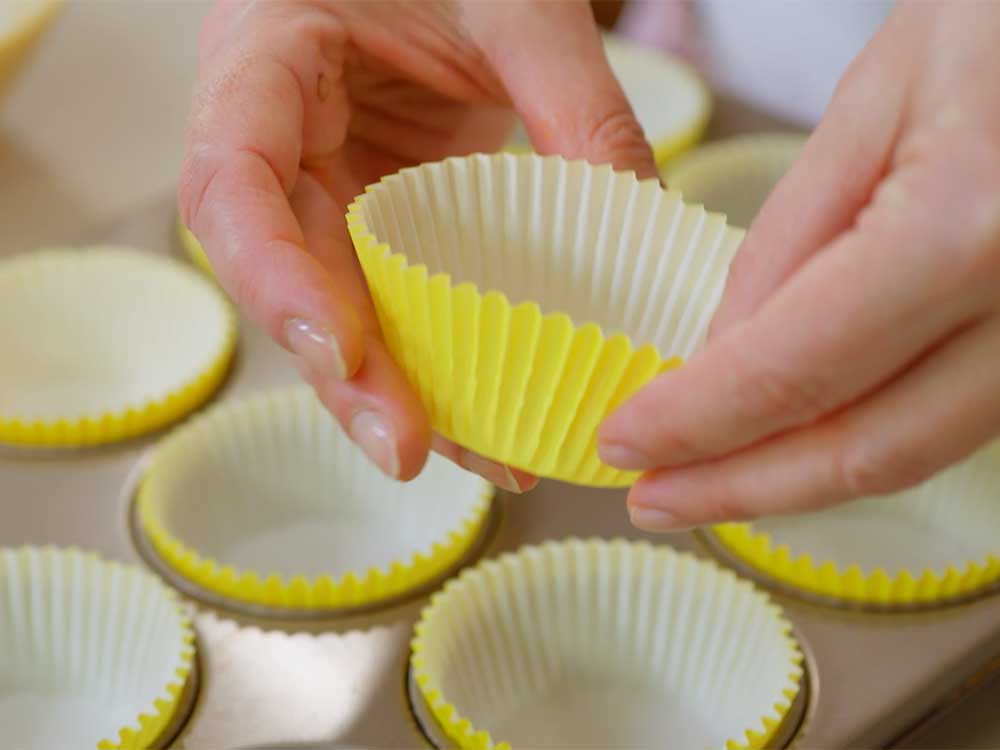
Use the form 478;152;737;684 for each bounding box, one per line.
733;359;832;424
838;440;935;498
581;105;649;166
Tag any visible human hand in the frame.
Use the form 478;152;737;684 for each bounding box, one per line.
179;0;657;489
599;3;1000;530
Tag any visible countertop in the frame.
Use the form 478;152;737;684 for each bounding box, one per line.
1;3;997;747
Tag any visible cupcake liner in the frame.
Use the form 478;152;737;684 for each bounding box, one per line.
137;386;493;613
0;546;194;750
0;0;61;99
176;216;214;276
663;133;808;228
505;33;711;166
348;153;744;486
411;538;802;750
712;440;1000;608
0;247;236;447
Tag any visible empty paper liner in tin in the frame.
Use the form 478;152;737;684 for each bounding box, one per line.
0;248;236;447
712;440;1000;608
176;216;214;276
137;386;493;612
0;546;194;750
505;33;712;166
0;0;61;100
411;538;802;750
663;133;808;228
348;153;744;487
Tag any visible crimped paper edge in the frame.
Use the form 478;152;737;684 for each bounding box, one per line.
175;216;214;276
712;523;1000;607
410;537;803;750
1;546;195;750
136;401;496;610
0;248;237;448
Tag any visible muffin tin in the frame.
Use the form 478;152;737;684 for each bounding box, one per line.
4;120;1000;748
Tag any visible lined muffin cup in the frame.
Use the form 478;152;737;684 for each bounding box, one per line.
411;538;803;750
0;546;194;750
137;386;493;613
505;33;712;166
663;133;808;228
712;440;1000;608
0;248;236;448
348;153;744;486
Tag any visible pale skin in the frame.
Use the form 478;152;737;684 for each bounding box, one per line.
181;1;1000;528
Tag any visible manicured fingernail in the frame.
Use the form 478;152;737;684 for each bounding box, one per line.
628;506;688;532
285;318;347;381
598;441;655;470
349;411;400;479
459;450;522;493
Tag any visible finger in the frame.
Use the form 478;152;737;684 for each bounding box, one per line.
431;435;539;494
179;3;361;382
300;338;432;482
599;163;992;471
708;40;903;336
465;0;658;178
626;319;1000;531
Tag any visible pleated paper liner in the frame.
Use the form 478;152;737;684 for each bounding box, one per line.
505;33;712;166
663;133;808;228
711;440;1000;609
137;386;493;613
348;153;744;487
411;538;802;750
0;546;194;750
0;248;236;448
175;215;214;275
0;0;61;100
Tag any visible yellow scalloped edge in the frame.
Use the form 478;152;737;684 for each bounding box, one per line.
411;538;803;750
712;523;1000;607
175;216;215;276
2;546;195;750
0;254;237;448
137;480;494;611
0;0;62;98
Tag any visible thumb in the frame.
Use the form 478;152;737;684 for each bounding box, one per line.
464;0;658;179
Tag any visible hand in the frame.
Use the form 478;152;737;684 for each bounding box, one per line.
599;3;1000;530
179;0;657;489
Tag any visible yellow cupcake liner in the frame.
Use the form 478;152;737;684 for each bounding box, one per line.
138;386;494;612
175;215;214;276
0;0;61;100
0;546;194;750
0;248;236;448
411;538;802;750
663;133;808;228
348;153;743;486
505;33;711;166
712;440;1000;608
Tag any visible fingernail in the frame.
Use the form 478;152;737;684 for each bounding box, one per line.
285;318;347;381
459;450;522;493
349;411;400;479
628;505;689;532
598;441;655;471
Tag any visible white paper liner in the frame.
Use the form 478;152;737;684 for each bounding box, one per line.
0;247;233;436
413;539;801;749
138;386;491;609
0;547;192;750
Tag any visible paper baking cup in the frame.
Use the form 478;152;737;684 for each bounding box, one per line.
713;440;1000;608
348;153;743;486
412;539;802;750
138;386;493;612
663;133;807;228
0;248;236;447
0;546;194;750
176;216;214;276
506;33;711;166
0;0;61;100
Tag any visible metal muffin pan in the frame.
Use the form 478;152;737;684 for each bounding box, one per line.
4;109;1000;747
